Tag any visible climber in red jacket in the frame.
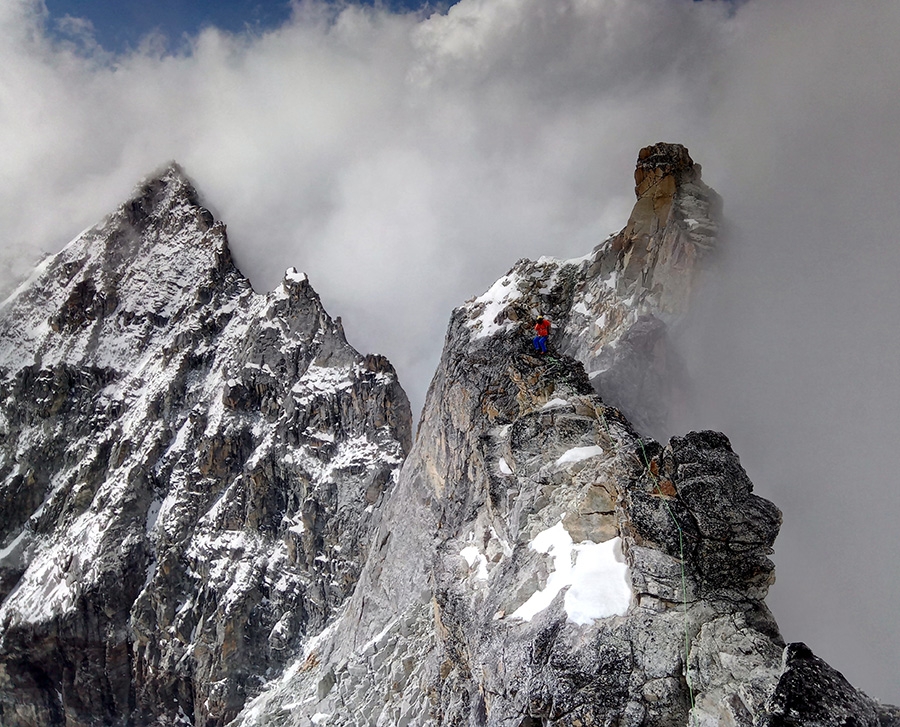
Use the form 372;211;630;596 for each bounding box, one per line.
533;315;551;354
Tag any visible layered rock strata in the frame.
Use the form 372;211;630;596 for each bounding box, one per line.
0;165;411;727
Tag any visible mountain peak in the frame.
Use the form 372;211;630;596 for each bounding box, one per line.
634;141;700;194
120;160;213;231
608;142;721;322
138;159;195;193
0;162;243;370
0;164;412;726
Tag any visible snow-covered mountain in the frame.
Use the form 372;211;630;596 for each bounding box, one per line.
0;165;411;726
0;148;896;726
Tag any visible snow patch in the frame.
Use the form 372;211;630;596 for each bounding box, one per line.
0;513;106;625
362;617;400;654
284;267;308;284
498;457;512;475
561;251;594;266
541;398;570;411
490;525;513;558
554;445;604;468
0;529;28;564
460;546;489;580
292;363;355;402
572;300;591;316
510;522;631;624
165;419;194;458
465;272;522;340
145;499;163;535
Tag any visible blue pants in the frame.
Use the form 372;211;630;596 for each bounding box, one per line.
533;336;547;353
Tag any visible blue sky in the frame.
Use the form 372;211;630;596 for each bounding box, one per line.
45;0;458;53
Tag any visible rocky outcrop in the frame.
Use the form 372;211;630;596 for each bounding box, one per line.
450;143;720;438
231;146;899;727
0;164;411;726
237;325;784;726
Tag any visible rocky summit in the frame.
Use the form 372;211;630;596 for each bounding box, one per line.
0;147;897;727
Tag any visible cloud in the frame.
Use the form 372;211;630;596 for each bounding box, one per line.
1;0;899;702
674;0;900;702
0;0;729;403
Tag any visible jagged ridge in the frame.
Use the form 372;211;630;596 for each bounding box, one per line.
0;163;411;726
1;147;897;727
231;144;900;727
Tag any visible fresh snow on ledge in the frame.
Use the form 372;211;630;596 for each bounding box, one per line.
541;397;570;410
460;545;489;580
465;271;522;339
554;445;604;468
510;522;631;625
284;267;307;284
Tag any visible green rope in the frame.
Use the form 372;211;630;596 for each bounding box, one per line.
596;409;697;721
637;438;696;722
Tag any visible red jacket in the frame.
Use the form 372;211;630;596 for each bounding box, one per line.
534;319;551;337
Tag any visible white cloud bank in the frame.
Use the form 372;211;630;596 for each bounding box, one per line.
0;0;729;411
2;0;900;703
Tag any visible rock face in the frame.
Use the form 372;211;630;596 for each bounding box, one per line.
0;164;411;726
231;146;899;727
1;148;897;727
453;143;720;438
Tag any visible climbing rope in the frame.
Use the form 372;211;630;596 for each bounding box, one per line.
637;437;697;723
597;405;697;722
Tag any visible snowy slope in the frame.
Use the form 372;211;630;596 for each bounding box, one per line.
0;164;411;727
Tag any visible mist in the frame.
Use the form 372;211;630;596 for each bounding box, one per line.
673;1;900;700
1;0;898;702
